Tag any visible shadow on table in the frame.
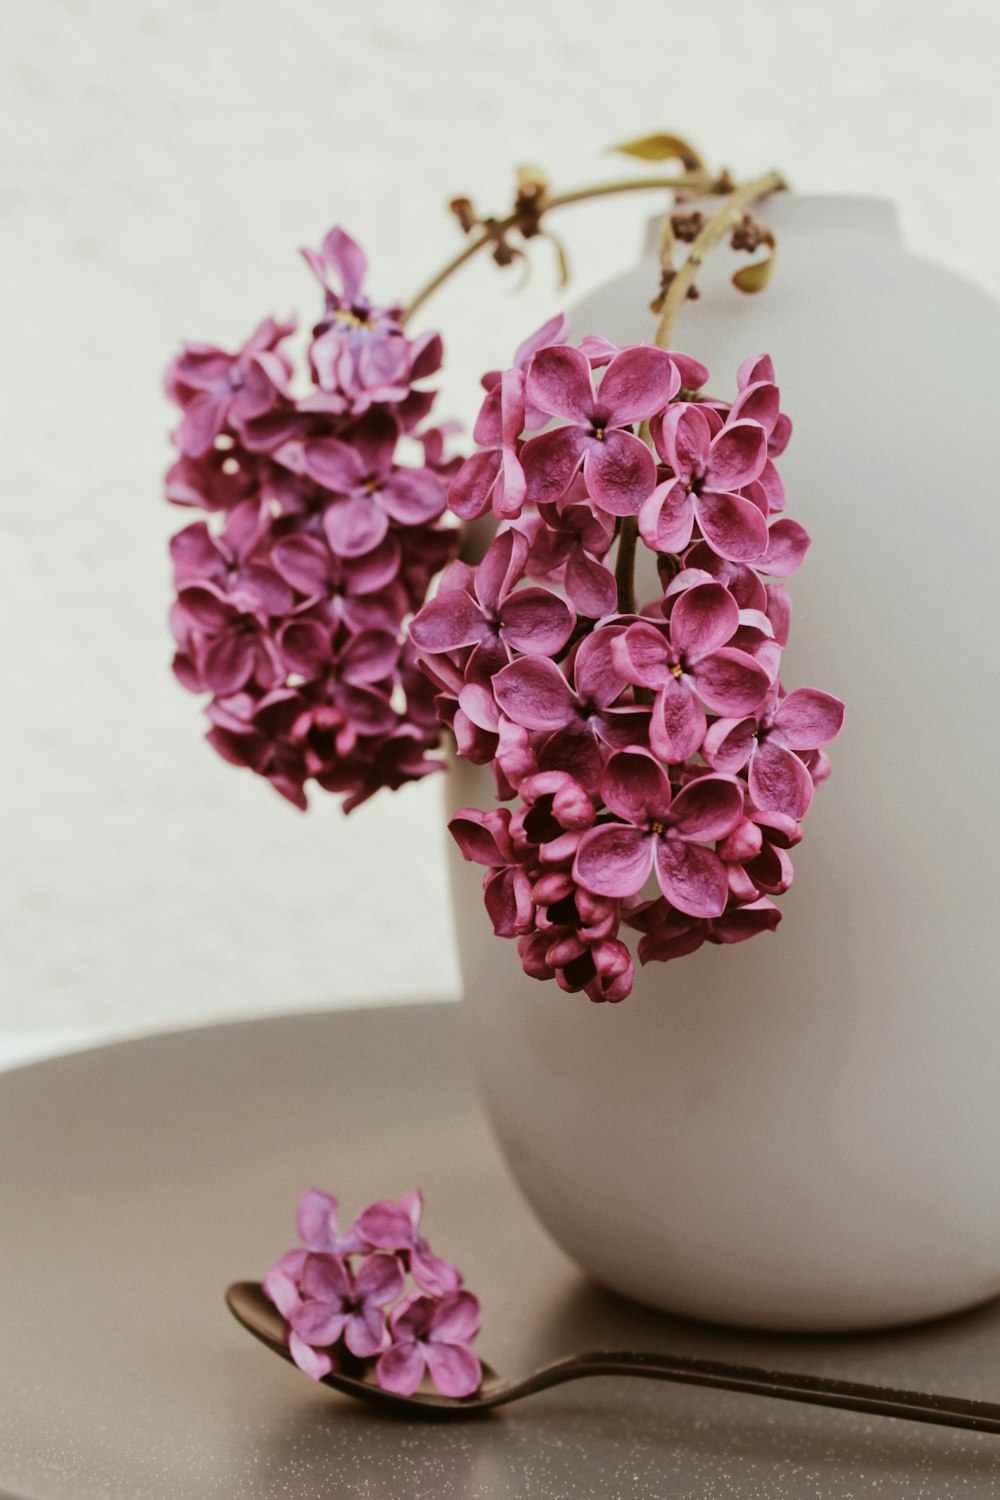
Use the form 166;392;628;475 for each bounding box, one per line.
243;1286;1000;1500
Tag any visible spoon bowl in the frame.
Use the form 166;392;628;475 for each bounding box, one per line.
227;1281;1000;1432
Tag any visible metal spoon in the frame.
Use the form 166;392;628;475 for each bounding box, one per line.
227;1282;1000;1432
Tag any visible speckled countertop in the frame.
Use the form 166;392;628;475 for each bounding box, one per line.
0;1004;997;1498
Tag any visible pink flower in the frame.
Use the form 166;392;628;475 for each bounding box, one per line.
165;315;296;459
704;687;845;820
410;529;574;671
164;225;455;812
492;626;642;751
639;404;770;562
614;582;772;763
377;1291;482;1398
295;1187;365;1256
438;336;844;999
354;1190;462;1298
573;750;744;916
521;344;679;515
289;1251;404;1359
302;227;440;412
262;1187;483;1388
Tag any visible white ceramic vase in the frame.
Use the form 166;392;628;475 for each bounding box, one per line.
445;195;1000;1333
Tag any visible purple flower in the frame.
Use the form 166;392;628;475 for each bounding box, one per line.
170;498;294;616
410;529;574;671
165;315;296;459
614;583;772;763
303;227;418;411
295;1187;365;1256
289;1251;404;1359
492;625;642;751
704;687;845;820
278;417;447;558
639;404;770;562
164;224;455;814
377;1291;482;1398
573;750;744;916
448;368;528;521
354;1189;462;1298
521;344;680;515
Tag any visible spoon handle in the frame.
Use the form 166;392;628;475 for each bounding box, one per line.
502;1350;1000;1434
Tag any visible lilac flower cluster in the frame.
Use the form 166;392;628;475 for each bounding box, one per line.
164;228;457;810
414;332;844;1001
264;1188;482;1397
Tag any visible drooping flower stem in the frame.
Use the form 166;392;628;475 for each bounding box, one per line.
402;172;719;325
615;515;639;614
652;170;787;350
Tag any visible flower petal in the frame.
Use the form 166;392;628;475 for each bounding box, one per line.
296;1188;340;1252
321;226;368;301
409;590;489;653
730;381;780;432
521;425;588;505
565;551;617;618
525;344;594;422
501;588;574;655
344;1306;388;1358
573;627;629;707
597;346;679;425
300;1251;351;1303
584;429;656;516
638;480;694;554
449;807;514;866
691;647;771;716
669;582;739;659
653;402;711;479
410;1246;462;1298
380;468;446;525
448;449;501;521
289;1331;333;1381
354;1252;406;1308
707;420;768;490
599;747;673;824
654;839;730;918
702;715;757;773
202;633;256;695
668;775;745;841
322;495;389;558
762;518;811;577
649;676;707;763
475;528;528;613
573;823;653;897
428;1290;481;1344
299;437;365;492
493;658;575;732
290;1300;348;1347
749;739;814;820
424;1342;482;1398
376;1340;426;1397
773;688;845;749
695;490;769;563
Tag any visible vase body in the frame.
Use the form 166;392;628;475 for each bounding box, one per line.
446;195;1000;1332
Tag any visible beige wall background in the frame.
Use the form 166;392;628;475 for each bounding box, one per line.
2;0;998;1067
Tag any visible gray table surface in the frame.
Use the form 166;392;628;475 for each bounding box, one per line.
1;1002;999;1499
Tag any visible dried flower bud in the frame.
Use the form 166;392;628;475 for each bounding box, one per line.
731;214;765;253
670;211;705;243
449;197;478;234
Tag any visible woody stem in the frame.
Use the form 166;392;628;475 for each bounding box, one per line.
402;172;717;325
652;170;787;349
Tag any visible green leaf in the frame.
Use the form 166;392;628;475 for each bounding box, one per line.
611;133;704;170
732;246;777;294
